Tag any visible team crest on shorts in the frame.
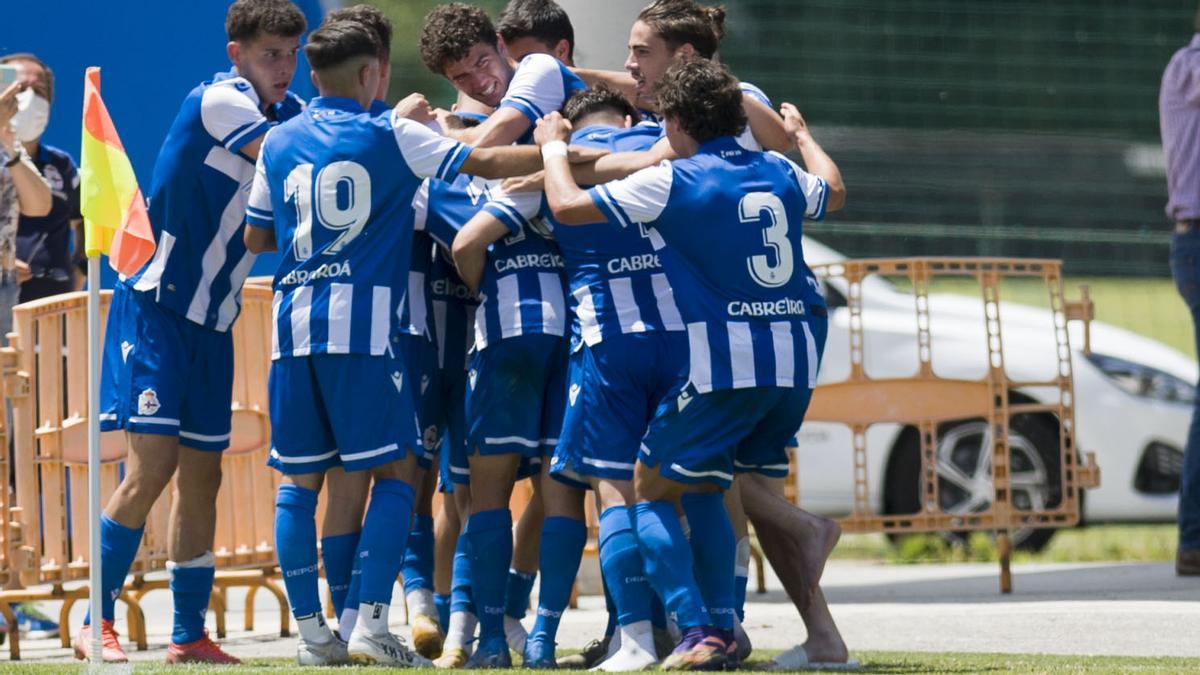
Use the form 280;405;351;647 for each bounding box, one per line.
422;425;439;451
137;388;161;416
569;383;581;406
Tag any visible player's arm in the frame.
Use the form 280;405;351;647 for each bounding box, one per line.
450;211;511;293
744;95;793;153
201;81;271;162
536;113;604;225
243;151;277;253
438;106;532;148
782;103;845;212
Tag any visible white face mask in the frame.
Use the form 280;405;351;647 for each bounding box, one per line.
11;89;49;143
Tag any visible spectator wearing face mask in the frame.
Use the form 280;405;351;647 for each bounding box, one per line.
1;53;82;301
0;69;50;334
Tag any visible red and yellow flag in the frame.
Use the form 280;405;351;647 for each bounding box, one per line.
80;67;155;277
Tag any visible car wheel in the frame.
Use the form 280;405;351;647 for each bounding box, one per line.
884;414;1063;552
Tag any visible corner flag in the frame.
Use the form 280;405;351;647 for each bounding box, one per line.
80;67;155;276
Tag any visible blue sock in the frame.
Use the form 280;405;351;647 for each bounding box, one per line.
402;514;435;595
276;485;322;621
650;594;667;630
530;516;586;642
84;515;144;625
734;575;748;623
632;500;710;630
450;533;475;615
598;507;653;627
435;593;451;632
357;479;415;605
504;568;536;620
321;531;360;619
170;558;215;644
680;493;736;630
465;508;512;640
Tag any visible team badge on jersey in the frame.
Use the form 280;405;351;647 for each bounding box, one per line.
138;389;161;416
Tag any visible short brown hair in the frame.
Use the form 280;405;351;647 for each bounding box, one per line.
226;0;307;43
304;20;380;72
419;4;498;75
656;58;745;144
328;4;393;60
0;53;53;103
637;0;725;59
563;84;640;126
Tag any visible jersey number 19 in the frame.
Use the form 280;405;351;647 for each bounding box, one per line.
285;161;372;260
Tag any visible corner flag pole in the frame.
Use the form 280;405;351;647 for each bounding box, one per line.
87;255;103;662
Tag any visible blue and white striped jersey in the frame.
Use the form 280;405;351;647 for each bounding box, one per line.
413;174;566;351
641;81;773;153
515;123;683;349
588;136;829;393
499;53;586;143
129;71;304;332
245;96;471;359
429;247;479;372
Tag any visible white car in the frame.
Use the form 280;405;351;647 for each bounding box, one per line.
793;237;1196;549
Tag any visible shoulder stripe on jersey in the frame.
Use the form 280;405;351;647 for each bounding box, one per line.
246;205;273;219
222;119;259;147
812;177;830;221
227;119;270;154
596;185;633;228
484;200;527;235
436;144;470;182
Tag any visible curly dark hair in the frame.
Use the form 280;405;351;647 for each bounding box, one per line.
497;0;575;62
655;58;745;144
328;4;393;59
637;0;725;59
226;0;307;43
563;84;640;126
304;20;381;72
419;4;498;75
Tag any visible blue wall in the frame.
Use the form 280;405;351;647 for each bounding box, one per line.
2;0;332;283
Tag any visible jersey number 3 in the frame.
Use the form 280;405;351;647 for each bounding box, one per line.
741;192;793;288
285;161;372;260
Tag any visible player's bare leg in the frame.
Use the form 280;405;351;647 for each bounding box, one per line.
434;491;461;604
407;466;445;658
506;473;543;652
741;474;848;666
76;433;180;662
322;467;369;637
741;473;840;599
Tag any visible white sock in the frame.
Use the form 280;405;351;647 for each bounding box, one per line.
356;601;391;636
504;615;528;650
596;621;658;671
297;612;334;646
735;536;751;578
406;589;437;619
444;611;477;651
338;607;358;640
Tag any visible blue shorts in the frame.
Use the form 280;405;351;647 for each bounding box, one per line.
552;332;687;485
267;351;419;475
639;384;816;489
400;334;441;469
455;334;567;485
437;366;469;493
100;283;233;451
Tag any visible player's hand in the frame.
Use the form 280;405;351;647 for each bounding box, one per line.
434;108;465;131
534;112;572;146
394;93;435;124
502;171;545;194
780;102;811;142
0;80;25;129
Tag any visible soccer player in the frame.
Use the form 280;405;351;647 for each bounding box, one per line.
84;0;307;664
243;17;553;665
454;84;675;670
419;3;584;147
536;58;844;670
497;0;576;64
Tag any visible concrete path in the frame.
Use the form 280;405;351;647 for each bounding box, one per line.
14;559;1200;663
